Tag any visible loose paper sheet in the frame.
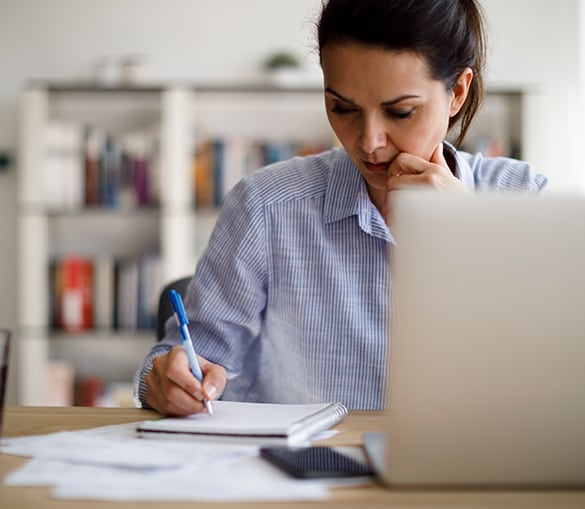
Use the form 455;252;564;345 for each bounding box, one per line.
2;421;370;501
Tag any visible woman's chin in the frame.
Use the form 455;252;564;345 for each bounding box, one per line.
364;173;387;191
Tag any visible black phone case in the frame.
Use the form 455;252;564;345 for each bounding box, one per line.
260;446;373;479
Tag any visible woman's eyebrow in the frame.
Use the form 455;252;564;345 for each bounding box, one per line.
325;87;356;104
381;94;420;106
325;86;420;106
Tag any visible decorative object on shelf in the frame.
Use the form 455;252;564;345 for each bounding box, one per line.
93;57;120;86
262;51;304;87
93;55;150;86
120;55;149;85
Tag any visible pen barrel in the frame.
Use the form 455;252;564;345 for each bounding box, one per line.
180;324;203;381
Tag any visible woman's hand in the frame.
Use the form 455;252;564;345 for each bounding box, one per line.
383;143;468;228
145;345;227;416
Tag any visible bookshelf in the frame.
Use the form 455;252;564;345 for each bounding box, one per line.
17;82;524;406
16;82;333;406
18;84;195;406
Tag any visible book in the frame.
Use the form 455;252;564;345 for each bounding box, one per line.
75;374;105;407
136;400;348;446
115;259;139;330
193;139;214;208
84;126;103;207
60;256;93;332
46;360;75;406
93;255;115;330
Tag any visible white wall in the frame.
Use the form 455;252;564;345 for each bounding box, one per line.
0;0;325;405
482;0;585;193
0;0;583;404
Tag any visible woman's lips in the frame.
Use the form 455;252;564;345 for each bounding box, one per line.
363;161;390;174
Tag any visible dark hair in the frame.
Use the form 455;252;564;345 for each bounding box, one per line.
317;0;486;147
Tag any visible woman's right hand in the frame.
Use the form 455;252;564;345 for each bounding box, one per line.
145;345;227;416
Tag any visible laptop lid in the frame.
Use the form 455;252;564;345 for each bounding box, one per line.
373;192;585;488
0;329;11;439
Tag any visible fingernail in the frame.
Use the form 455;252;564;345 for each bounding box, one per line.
205;384;218;400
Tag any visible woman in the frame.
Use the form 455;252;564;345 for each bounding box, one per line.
134;0;547;416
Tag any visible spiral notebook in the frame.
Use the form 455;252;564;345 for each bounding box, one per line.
136;401;348;446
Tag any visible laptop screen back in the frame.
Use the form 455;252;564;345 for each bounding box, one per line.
384;192;585;487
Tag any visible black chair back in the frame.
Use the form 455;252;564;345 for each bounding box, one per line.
156;277;192;342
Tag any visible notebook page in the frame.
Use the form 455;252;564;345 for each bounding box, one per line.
137;401;346;436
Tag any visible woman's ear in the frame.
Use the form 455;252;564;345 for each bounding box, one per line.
450;67;473;117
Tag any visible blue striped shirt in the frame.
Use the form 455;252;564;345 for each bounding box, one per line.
134;146;548;410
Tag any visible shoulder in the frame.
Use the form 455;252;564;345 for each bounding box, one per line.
229;148;342;206
458;151;549;192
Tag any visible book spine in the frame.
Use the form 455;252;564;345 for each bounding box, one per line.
191;136;332;206
212;139;224;207
75;375;105;407
84;127;102;207
99;135;120;208
60;255;93;333
194;139;214;208
47;360;75;406
93;256;115;330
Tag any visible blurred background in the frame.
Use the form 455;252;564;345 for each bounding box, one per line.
1;0;584;407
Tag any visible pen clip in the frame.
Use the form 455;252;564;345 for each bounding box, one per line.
169;289;188;326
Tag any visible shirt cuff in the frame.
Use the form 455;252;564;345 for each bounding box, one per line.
132;344;172;409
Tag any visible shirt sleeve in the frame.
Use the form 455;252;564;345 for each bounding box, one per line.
133;175;268;407
132;344;171;408
462;151;549;192
186;176;268;375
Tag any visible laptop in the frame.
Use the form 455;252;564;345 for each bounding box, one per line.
363;192;585;488
0;329;10;439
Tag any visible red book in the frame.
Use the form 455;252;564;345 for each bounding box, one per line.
75;375;104;407
61;256;93;332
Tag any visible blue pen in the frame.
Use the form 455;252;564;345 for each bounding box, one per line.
169;289;214;416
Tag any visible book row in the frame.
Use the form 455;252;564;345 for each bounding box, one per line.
193;137;331;208
44;120;159;210
49;253;161;333
42;118;332;210
47;360;134;407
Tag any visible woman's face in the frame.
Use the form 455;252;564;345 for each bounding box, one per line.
322;43;463;199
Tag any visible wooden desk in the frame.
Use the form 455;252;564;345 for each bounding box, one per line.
1;406;584;508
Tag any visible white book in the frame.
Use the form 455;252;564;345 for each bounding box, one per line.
136;400;348;446
119;260;139;330
222;137;246;199
93;256;115;330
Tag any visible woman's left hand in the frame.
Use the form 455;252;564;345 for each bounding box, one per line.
383;143;468;228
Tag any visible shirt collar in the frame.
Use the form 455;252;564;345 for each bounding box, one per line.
324;149;391;241
322;143;474;241
445;141;475;191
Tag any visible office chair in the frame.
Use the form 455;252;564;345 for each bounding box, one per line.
156;276;192;342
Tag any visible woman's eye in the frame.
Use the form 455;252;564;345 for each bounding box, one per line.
387;109;414;120
331;104;358;115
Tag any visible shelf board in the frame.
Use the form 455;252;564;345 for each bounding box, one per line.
49;329;155;342
27;80;324;95
27;80;533;96
44;206;161;218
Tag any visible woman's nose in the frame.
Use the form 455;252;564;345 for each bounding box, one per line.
358;115;388;154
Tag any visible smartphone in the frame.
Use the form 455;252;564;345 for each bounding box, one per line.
259;446;373;479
